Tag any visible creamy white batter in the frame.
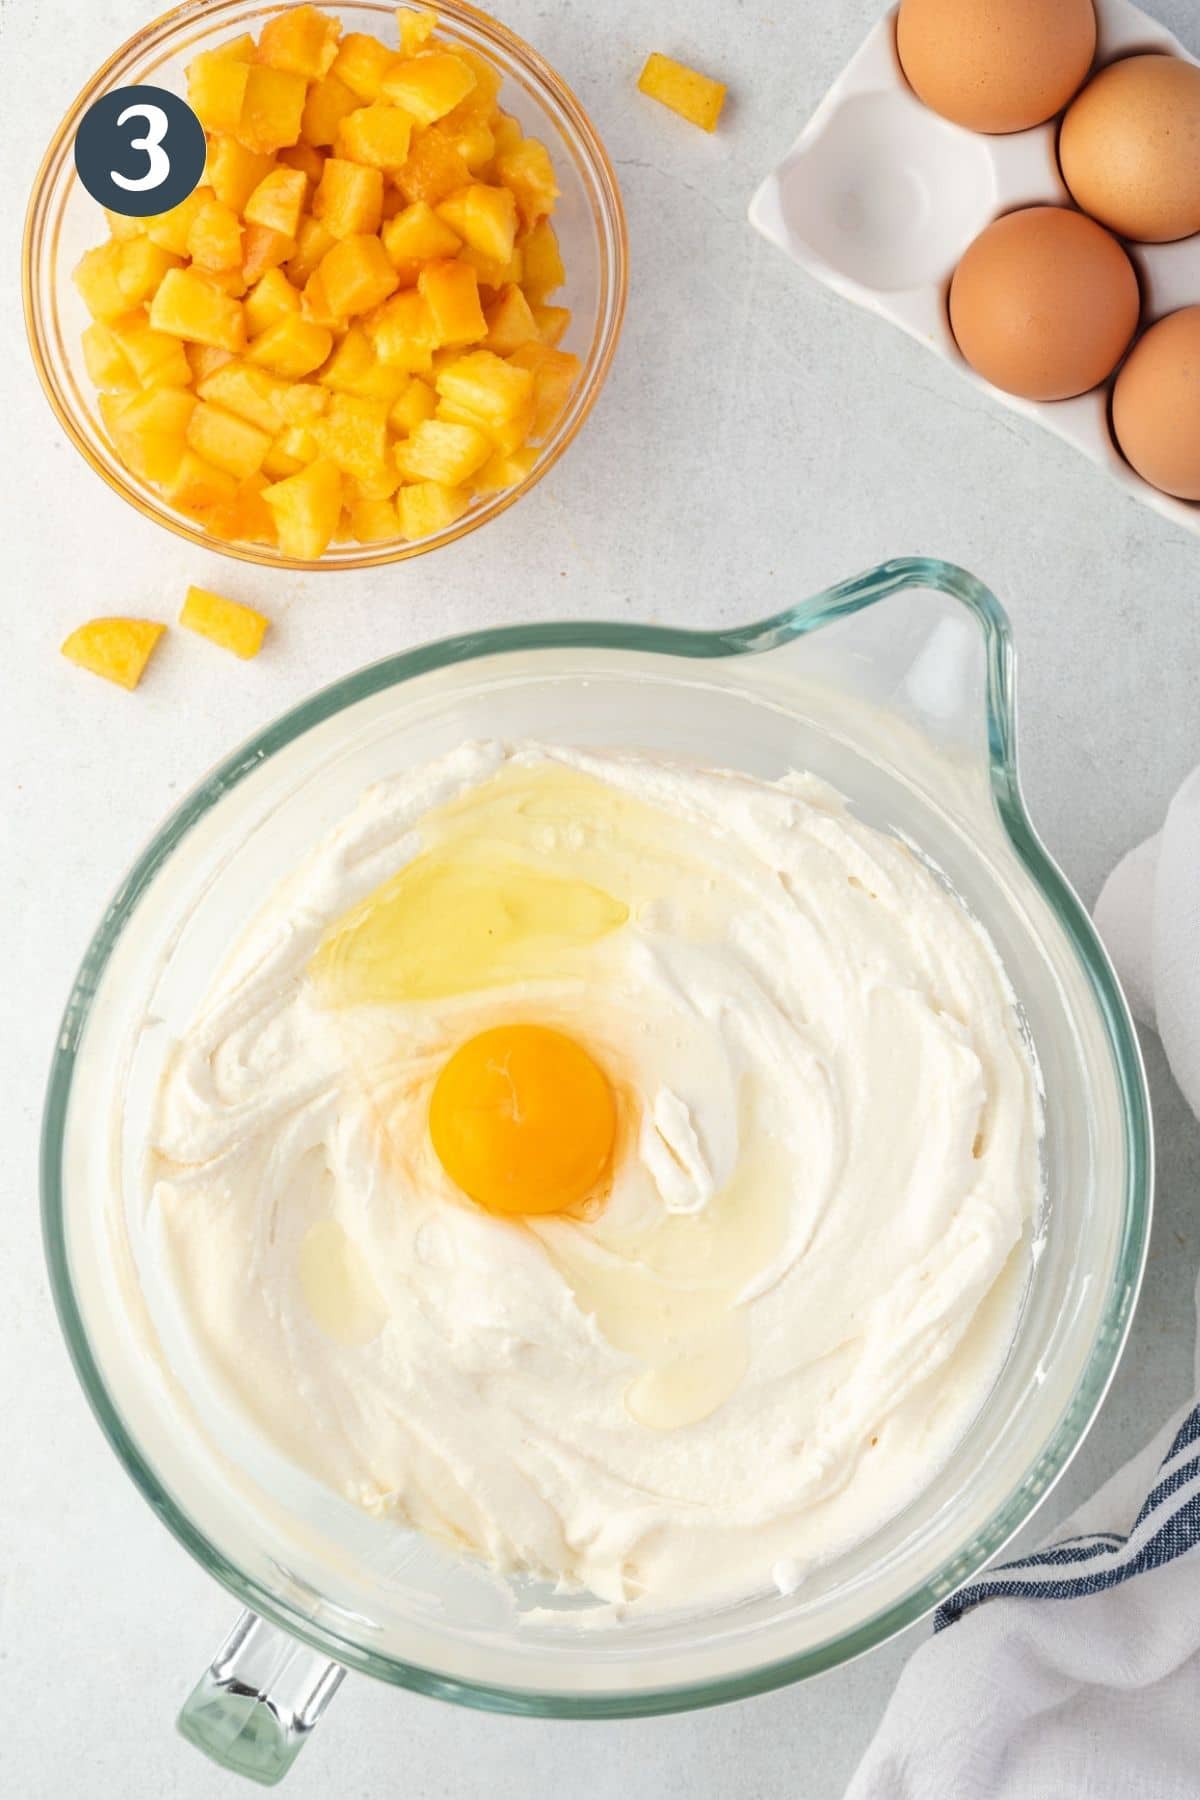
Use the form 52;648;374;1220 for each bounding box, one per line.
148;741;1041;1612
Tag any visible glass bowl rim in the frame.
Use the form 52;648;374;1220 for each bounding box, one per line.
21;0;628;572
40;554;1153;1717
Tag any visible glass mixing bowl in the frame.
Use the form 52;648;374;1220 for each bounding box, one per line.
22;0;627;570
42;558;1151;1784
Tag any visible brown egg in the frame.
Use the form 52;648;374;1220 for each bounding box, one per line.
896;0;1096;134
948;207;1139;400
1112;307;1200;499
1059;55;1200;243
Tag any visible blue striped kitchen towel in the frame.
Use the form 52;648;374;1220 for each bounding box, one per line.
933;1402;1200;1631
850;766;1200;1799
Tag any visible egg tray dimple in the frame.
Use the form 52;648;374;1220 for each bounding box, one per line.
749;0;1200;537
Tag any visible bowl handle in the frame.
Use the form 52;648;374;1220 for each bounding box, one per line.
177;1609;346;1786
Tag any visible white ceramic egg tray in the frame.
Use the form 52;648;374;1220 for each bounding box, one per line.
749;0;1200;537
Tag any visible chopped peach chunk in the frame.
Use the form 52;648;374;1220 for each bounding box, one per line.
245;166;308;237
637;52;726;132
61;618;165;690
317;233;398;316
179;585;271;657
247;313;333;377
256;6;340;79
396;479;470;538
150;267;246;351
383;51;475;126
313;157;383;238
238;65;307;153
262;457;342;556
418;258;485;345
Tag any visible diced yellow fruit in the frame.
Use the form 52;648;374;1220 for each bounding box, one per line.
188;197;243;270
396;479;470;538
436;348;533;429
262;457;342;557
186;399;272;477
473;444;539;492
491;112;522;156
344;463;401;501
381;200;460;281
436;183;516;263
301;267;342;328
509;341;580;438
206;137;276;212
186;343;234;382
366;289;435;370
435;392;532;456
61;618;164;690
278;421;319;458
314;157;384;238
383;50;475;126
302;72;360;147
242;223;295;283
261;438;305;478
394;417;490;483
150;267;247;351
105;208;145;242
179;584;270;657
331;32;396;100
110;314;192;386
244;267;302;335
278;141;326;185
389;374;438;432
455;46;503;110
495;138;559;228
105;385;196;480
145;186;211;254
395;124;470;204
455;242;520;291
287;216;336;282
318;233;398;316
444;117;495;173
246;313;333;377
219;33;256;61
418;257;485;346
115;238;181;306
519;218;565;301
188;49;250;133
73;243;129;321
336;102;413;170
280;383;328;423
637;52;726;132
82;322;135;390
397;8;437;55
380;186;406;221
237;65;307;153
256;5;340;79
199;264;250;298
190;472;277;543
244;166;308;237
320;324;411;397
350;495;398;540
532;303;571;346
197;358;289;431
166;449;238;508
314;392;391;481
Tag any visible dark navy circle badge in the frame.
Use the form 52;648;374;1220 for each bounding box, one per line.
74;85;206;217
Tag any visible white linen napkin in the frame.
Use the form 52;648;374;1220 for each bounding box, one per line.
847;767;1200;1800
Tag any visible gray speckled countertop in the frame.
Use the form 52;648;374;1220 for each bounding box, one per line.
4;1;1200;1793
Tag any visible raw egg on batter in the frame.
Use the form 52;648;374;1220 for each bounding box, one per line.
429;1023;617;1216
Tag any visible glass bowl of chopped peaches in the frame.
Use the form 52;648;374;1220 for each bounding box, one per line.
23;1;627;567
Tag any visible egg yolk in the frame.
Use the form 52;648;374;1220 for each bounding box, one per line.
429;1024;616;1217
